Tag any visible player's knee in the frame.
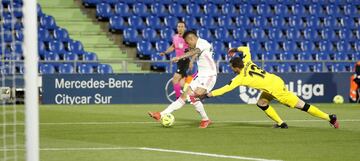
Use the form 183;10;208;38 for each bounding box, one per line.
256;104;269;111
301;103;311;112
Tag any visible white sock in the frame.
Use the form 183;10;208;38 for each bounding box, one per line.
193;101;209;120
160;98;185;116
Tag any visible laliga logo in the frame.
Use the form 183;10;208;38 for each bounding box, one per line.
239;80;324;104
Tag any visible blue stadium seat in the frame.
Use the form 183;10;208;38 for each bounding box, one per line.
279;63;291;72
264;62;277;73
218;15;236;29
96;3;113;20
204;3;220;17
197;28;214;42
274;4;290;16
83;52;99;67
82;0;101;7
281;51;296;60
150;3;167;17
128;15;146;29
306;16;322;28
48;40;65;54
215;28;231;42
291;4;306;16
123;28;140;45
212;41;226;57
248;41;263;59
151;54;167;69
355;41;360;52
239;3;255;16
356;30;360;39
250;28;267;41
183;15;200;30
109;15;126;31
137;40;154;58
339;28;355;41
257;4;272;17
296;63;310;72
222;3;237;17
270;16;286;28
2;15;13;30
157;0;172;5
133;2;148;17
164;15;179;28
186;3;202;17
283;41;299;52
2;29;13;43
319;40;334;53
337;40;352;53
176;0;190;5
58;63;74;74
321;28;338;41
40;15;57;30
142;28;159;42
8;3;23;18
334;52;348;60
38;28;52;42
160;27;175;42
38;42;46;58
63;52;79;62
39;64;55;74
289;16;305;29
114;3;131;17
265;41;280;52
326;4;341;17
169;3;185;17
344;4;358;17
324;16;340;29
15;30;23;42
97;64;113;74
219;63;232;73
233;28;249;41
304;28;320;41
268;28;284;41
145;15;162;29
53;28;70;42
254;16;269;28
301;41;316;52
309;4;325;17
155;40;170;53
77;64;94;74
11;42;23;55
235;16;251;28
101;0;118;5
67;40;84;55
340;17;356;29
200;16;217;30
208;0;226;5
44;52;60;67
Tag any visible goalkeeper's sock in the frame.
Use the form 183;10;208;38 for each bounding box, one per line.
257;104;284;125
173;83;182;99
301;103;330;121
161;98;185;116
193;101;209;120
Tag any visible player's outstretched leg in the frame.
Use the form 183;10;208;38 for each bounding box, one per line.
297;102;339;129
257;104;287;129
191;88;211;128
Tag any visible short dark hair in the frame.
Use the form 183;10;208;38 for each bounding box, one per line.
230;57;244;69
182;30;197;39
177;20;186;27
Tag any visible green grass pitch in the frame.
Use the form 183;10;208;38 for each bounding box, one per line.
3;103;360;161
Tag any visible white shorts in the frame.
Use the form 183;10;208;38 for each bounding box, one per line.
189;75;217;93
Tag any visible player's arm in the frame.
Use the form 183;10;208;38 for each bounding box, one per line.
189;54;197;70
207;75;242;97
171;48;201;62
160;44;175;56
228;46;252;62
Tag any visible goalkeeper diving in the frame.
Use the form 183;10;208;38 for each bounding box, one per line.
198;46;339;129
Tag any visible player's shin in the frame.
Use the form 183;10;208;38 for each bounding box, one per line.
257;104;284;125
160;98;186;116
193;101;209;120
301;103;330;121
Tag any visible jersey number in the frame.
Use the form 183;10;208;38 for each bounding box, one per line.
248;64;266;78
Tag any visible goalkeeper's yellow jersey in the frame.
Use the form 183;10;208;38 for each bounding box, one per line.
211;46;284;97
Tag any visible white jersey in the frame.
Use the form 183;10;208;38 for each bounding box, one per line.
195;38;217;77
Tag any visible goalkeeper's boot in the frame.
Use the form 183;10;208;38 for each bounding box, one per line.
273;122;288;129
199;119;212;128
148;111;161;121
329;114;339;129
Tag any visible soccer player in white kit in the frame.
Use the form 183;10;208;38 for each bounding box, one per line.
149;31;217;128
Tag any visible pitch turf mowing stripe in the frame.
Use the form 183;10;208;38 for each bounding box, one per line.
0;119;359;126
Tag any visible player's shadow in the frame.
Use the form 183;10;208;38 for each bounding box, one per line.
217;122;272;128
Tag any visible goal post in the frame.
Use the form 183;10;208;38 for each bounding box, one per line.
23;0;39;161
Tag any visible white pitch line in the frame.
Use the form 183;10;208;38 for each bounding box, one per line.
139;147;282;161
1;119;360;126
0;147;282;161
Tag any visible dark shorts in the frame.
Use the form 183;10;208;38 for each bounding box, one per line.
176;58;190;77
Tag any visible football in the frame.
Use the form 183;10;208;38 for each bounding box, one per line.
160;113;175;127
333;95;344;104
